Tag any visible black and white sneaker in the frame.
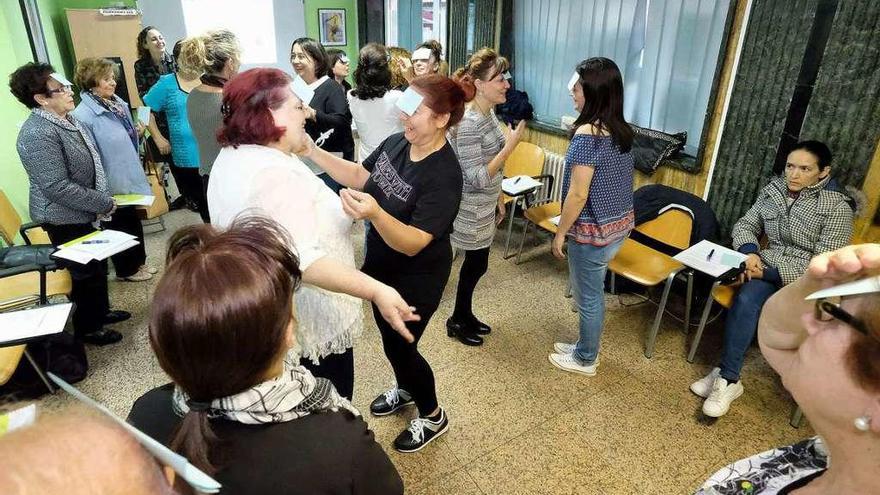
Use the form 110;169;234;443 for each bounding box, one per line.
393;409;449;453
369;388;415;416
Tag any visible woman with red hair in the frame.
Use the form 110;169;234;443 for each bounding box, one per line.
206;68;418;400
303;74;473;452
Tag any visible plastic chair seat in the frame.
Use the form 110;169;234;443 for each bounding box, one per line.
608;239;685;287
712;284;737;309
523;201;561;234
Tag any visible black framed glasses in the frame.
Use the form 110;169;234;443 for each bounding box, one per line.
45;85;72;96
814;298;870;336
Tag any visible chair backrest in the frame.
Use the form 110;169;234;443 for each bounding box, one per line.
634;208;693;251
0;190;22;246
503;142;546;178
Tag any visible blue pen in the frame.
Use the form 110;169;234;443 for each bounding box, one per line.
82;239;109;245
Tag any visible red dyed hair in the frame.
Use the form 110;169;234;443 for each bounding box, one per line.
409;74;475;128
217;68;292;147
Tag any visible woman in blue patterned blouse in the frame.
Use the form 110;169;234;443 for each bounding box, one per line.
548;57;635;376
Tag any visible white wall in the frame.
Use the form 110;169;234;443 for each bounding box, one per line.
137;0;306;72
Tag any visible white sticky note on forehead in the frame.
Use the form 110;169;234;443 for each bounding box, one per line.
502;71;512;80
50;72;73;87
805;275;880;300
290;76;315;105
396;87;424;116
567;72;579;92
412;47;432;61
340;54;350;64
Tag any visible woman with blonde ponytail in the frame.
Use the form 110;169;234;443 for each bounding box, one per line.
446;48;526;346
127;217;402;495
143;40;205;221
183;30;241;222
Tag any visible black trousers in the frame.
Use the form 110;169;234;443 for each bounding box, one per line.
300;347;354;400
174;166;209;223
44;223;110;337
452;247;491;322
200;174;211;223
104;207;146;278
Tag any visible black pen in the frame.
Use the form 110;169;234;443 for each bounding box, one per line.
514;177;521;184
706;249;715;261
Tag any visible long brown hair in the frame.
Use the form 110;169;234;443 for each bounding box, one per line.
570;57;633;152
149;216;302;477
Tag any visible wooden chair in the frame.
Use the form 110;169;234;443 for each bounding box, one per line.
0;190;50;246
608;208;694;358
514;200;561;264
501;142;546;258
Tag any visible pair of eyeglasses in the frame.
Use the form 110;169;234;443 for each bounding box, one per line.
45;85;72;95
814;298;870;336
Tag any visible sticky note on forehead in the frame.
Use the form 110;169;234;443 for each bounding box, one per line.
50;72;73;87
502;71;512;80
412;47;432;61
290;76;315;105
396;87;424;116
805;275;880;300
340;55;349;64
567;72;579;92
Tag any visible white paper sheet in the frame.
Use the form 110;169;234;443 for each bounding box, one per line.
291;76;315;105
0;303;72;344
501;175;543;196
0;404;37;435
673;239;748;278
549;215;561;226
136;106;151;126
396;87;424;116
52;229;138;264
806;275;880;300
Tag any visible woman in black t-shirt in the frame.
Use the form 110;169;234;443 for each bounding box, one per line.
302;74;475;453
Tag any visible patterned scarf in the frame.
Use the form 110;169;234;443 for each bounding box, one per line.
171;358;359;424
33;108;108;195
86;91;138;149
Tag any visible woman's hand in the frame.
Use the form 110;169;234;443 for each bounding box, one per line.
508;120;527;146
303;104;317;121
293;132;315;158
496;198;506;226
372;283;420;343
807;244;880;286
552;232;566;259
339;188;379;220
154;135;171;155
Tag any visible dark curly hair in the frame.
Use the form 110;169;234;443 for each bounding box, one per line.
351;43;392;100
8;62;54;109
136;25;161;60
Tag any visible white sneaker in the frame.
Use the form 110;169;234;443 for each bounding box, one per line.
690;367;721;398
702;377;744;417
548;352;597;376
140;264;158;274
553;342;575;354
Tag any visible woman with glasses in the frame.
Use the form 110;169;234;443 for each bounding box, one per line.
690;140;855;418
326;48;351;92
10;62;128;346
697;243;880;494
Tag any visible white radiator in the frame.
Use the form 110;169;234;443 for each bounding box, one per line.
542;151;566;203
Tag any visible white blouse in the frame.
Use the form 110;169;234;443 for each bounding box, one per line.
348;89;404;161
208;144;363;363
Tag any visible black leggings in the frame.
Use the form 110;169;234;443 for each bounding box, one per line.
374;302;440;416
452;247;490;322
173;166;209;223
300;347;354;400
104;207;146;278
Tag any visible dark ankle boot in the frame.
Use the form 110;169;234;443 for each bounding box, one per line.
446;318;483;346
471;317;491;335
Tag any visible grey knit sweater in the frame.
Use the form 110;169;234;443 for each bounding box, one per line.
16;110;114;225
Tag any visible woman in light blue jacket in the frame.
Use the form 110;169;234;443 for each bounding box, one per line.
73;57;155;282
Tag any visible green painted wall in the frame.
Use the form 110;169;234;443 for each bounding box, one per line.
304;0;359;82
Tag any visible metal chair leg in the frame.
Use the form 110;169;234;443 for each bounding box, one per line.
514;217;532;265
790;405;804;428
502;198;520;259
688;280;721;363
610;272;617;294
24;349;55;394
645;270;679;358
684;270;693;334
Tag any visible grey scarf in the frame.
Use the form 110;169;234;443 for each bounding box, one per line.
172;358;359;424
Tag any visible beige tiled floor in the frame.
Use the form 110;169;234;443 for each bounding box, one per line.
39;210;812;494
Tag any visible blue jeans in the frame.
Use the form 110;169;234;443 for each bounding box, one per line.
567;238;625;365
718;279;779;382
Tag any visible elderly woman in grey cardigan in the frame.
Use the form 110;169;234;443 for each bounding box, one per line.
690;140;854;419
10;62;129;346
446;48;526;346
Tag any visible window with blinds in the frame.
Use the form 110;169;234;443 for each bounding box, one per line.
512;0;732;156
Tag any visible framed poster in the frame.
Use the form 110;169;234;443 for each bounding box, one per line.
318;8;346;46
